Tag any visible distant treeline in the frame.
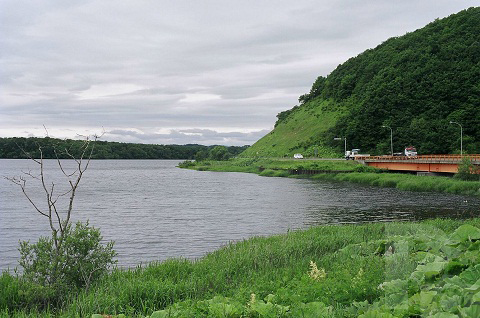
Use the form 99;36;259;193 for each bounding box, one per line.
0;137;249;160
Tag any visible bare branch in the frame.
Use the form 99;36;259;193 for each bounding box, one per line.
14;141;41;164
83;266;102;293
9;130;101;252
52;188;73;205
5;176;49;218
63;147;78;162
21;169;41;180
54;149;76;178
43;125;49;137
51;203;63;234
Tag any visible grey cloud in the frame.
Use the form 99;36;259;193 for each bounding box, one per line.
104;128;268;146
1;0;477;145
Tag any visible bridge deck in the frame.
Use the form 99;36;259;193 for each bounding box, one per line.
357;154;480;173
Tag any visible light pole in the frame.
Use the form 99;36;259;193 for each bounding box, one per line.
449;121;463;156
334;137;346;154
382;125;393;156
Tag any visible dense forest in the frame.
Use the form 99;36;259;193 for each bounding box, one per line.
0;137;248;160
248;7;480;157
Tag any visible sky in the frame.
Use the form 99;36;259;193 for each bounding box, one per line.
1;1;477;146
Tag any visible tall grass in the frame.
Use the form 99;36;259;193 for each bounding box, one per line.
2;219;479;317
320;172;480;196
184;159;480;197
183;158;361;174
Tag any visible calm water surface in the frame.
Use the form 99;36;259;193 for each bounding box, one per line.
1;159;479;271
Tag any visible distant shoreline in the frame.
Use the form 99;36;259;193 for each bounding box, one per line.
179;158;480;197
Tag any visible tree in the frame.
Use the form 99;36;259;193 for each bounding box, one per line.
5;132;116;297
455;157;480;181
194;149;208;162
209;145;232;161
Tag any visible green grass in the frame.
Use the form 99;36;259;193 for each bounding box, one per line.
180;158;361;173
240;98;345;158
180;158;480;197
2;219;479;317
312;172;480;196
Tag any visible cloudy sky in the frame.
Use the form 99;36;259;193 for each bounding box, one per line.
0;1;477;145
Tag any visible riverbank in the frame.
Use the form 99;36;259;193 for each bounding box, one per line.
1;218;479;317
179;158;480;197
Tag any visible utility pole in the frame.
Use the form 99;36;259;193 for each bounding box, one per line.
334;137;347;153
382;125;393;156
449;121;463;155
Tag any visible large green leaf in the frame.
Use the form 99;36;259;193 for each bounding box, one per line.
459;265;480;285
449;225;480;245
439;294;462;313
429;313;460;318
472;291;480;304
466;278;480;292
409;290;438;309
416;262;447;280
359;309;396;318
458;304;480;317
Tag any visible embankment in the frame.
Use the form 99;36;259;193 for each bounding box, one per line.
179;158;480;197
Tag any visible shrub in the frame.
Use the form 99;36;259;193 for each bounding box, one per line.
178;160;196;168
353;165;379;173
455;157;480;181
209;146;232;161
19;221;117;295
259;169;276;177
273;170;291;177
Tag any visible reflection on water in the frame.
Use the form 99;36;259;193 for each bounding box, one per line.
301;181;479;226
1;159;479;271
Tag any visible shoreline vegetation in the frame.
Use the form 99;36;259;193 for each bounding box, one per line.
178;158;480;197
1;218;479;317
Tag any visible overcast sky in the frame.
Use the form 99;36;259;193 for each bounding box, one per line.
0;1;477;145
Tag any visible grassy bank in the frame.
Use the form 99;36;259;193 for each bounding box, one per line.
312;172;480;196
179;158;480;197
1;219;479;317
179;158;363;173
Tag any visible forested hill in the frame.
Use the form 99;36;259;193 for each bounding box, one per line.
242;7;480;158
0;137;248;160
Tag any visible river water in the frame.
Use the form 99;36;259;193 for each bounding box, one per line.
1;159;479;271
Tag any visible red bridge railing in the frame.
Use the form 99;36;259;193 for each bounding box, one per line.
356;154;480;162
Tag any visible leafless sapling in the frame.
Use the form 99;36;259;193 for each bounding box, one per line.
5;131;115;290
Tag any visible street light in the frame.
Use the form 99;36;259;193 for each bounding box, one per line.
382;125;393;156
333;137;346;154
449;121;463;156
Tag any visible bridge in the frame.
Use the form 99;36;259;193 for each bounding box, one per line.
356;155;480;174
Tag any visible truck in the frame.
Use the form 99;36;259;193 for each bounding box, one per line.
345;149;370;160
404;146;417;157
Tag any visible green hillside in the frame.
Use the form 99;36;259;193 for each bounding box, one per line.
243;7;480;158
241;99;345;158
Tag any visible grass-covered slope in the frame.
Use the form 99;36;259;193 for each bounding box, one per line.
244;7;480;158
240;99;345;158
